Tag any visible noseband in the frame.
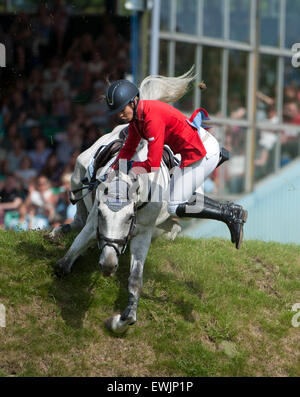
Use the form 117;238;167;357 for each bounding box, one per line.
96;203;137;257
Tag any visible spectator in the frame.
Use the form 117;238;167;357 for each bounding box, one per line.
10;202;50;231
40;152;64;187
88;51;106;81
28;136;52;171
65;52;88;98
63;150;81;175
25;175;57;224
283;101;300;124
9;12;33;50
51;0;70;56
224;128;246;194
0;174;27;228
96;21;120;60
25;125;44;151
8;91;28;123
284;85;298;103
14;45;29;76
27;69;44;95
54;172;73;223
30;3;54;61
42;59;70;101
68;33;95;63
27;87;48;121
4;137;27;174
72;103;91;130
7;202;30;231
14;156;38;189
81;124;103;152
255;106;278;172
80;33;95;63
1;122;19;153
14;77;29;103
84;82;109;127
55;122;83;165
50;87;71;128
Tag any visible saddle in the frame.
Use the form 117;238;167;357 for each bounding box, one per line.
89;126;230;182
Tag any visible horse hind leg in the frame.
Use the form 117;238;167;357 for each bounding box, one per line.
152;217;182;241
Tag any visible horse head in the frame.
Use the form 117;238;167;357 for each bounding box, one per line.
96;170;140;277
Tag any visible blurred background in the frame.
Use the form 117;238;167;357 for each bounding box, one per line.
0;0;300;243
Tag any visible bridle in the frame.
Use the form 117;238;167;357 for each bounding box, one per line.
96;169;152;257
96;202;137;257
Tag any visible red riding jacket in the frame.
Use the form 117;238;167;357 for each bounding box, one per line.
114;100;208;173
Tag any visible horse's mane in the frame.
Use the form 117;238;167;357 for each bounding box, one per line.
139;66;196;103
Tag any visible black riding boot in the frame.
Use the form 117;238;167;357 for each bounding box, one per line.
192;196;244;244
176;196;248;249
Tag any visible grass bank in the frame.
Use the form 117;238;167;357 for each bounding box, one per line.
0;230;299;377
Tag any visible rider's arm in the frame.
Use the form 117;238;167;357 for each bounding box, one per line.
131;118;165;173
113;123;141;169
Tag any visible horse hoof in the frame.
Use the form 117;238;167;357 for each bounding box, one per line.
49;224;72;241
120;306;137;325
53;259;71;278
105;314;130;334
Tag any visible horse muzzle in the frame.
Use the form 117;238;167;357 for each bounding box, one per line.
99;246;119;277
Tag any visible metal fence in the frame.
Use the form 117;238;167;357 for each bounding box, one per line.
157;0;300;197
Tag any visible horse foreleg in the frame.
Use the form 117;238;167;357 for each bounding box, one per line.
50;198;88;239
54;217;96;277
106;229;152;334
49;161;88;240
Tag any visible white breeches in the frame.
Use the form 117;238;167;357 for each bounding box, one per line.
167;128;220;216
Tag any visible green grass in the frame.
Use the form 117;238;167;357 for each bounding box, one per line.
0;230;299;377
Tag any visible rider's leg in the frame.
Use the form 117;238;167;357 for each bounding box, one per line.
167;153;247;249
188;194;244;244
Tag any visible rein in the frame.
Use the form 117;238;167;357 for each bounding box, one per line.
69;178;100;205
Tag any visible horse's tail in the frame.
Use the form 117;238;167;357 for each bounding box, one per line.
139;66;197;103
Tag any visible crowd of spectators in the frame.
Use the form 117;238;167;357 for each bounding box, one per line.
0;3;130;230
207;83;300;194
1;3;300;221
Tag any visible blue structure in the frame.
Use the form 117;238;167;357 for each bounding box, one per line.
182;159;300;245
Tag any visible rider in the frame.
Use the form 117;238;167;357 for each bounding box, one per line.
105;79;248;249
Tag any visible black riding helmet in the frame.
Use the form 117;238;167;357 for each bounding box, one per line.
106;80;140;115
